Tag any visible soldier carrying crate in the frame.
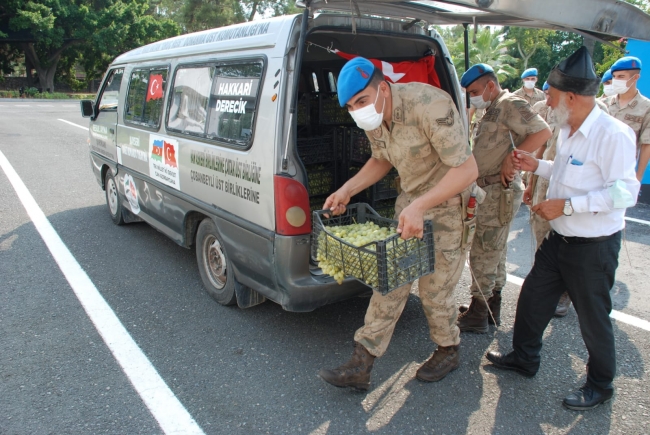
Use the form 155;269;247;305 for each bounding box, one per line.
318;57;480;390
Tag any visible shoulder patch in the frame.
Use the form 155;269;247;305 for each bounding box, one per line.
436;109;455;127
513;100;537;122
629;100;638;109
370;127;383;139
624;114;644;124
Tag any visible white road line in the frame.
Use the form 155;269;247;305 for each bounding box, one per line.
58;119;89;131
14;104;30;107
0;150;205;435
503;273;650;332
38;104;54;107
626;216;650;226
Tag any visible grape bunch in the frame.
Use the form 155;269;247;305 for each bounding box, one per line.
316;221;426;289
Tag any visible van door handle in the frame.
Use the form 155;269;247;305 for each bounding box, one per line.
110;128;115;134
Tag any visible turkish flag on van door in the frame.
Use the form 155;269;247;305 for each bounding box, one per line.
333;50;441;89
147;74;164;101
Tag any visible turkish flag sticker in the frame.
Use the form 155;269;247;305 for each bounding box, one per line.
164;141;177;168
146;74;164;101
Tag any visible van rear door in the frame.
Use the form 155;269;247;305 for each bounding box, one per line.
304;0;650;41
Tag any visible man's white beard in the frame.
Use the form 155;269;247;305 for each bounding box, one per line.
553;94;571;126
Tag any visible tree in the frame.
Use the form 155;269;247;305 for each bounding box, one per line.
448;26;518;82
1;0;179;92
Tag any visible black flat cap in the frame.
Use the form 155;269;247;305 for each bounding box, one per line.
547;46;600;96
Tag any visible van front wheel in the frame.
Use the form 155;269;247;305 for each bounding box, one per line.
196;219;236;306
105;169;125;225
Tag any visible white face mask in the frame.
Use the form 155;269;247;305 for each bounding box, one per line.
603;84;615;97
523;80;536;90
349;86;385;131
611;76;637;95
470;84;491;109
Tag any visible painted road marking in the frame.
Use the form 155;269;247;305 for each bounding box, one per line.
504;273;650;332
38;104;54;107
0;150;205;435
58;119;89;131
626;216;650;226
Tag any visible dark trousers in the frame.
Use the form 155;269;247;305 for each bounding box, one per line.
512;230;621;392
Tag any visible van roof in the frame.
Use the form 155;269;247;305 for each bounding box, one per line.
112;15;297;65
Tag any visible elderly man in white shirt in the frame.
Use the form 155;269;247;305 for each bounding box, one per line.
484;46;640;411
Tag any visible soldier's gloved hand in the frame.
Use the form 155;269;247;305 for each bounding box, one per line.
500;153;517;186
523;183;533;206
396;203;425;240
322;188;351;217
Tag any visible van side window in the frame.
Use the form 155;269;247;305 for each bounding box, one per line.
125;68;168;128
98;69;124;112
207;62;263;145
327;71;337;93
167;66;215;135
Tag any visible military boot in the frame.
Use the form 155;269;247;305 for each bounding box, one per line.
318;342;375;391
554;292;572;317
486;288;502;326
416;345;460;382
457;296;489;333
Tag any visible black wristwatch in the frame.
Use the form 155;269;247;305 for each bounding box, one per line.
563;199;574;216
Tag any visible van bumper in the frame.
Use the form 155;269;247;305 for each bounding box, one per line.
273;235;371;312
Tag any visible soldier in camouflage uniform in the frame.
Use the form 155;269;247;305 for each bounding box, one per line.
513;68;546;107
318;57;479;391
457;64;551;332
606;56;650;182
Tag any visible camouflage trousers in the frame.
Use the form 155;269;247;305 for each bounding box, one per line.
468;180;523;299
530;175;551;250
354;194;466;357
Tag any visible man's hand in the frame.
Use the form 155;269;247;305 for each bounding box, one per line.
523;183;533;206
512;150;540;173
500;153;518;186
322;187;351;217
396;202;426;240
531;198;565;221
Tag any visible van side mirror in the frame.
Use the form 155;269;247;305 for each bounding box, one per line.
80;100;95;118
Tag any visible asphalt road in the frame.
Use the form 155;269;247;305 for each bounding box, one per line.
1;99;649;435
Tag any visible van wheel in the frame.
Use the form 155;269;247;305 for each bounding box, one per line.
196;219;236;306
105;169;125;225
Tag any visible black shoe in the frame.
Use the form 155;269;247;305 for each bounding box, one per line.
485;351;537;378
563;385;613;411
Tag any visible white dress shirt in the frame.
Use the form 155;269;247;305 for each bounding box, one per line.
535;105;640;237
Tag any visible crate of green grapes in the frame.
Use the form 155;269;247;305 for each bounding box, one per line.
312;203;435;295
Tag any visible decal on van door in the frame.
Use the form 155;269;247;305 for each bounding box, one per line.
149;135;180;190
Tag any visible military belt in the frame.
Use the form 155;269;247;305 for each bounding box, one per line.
476;174;502;188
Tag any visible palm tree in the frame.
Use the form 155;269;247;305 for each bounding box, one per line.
448;26;518;82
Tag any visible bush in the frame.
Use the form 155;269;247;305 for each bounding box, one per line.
25;87;39;97
0;90;20;98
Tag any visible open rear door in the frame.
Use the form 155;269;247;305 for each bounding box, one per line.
302;0;650;41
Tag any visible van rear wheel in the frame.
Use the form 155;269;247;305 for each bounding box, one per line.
196;219;236;306
105;169;125;225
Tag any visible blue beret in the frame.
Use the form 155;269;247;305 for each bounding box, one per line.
521;68;538;79
611;56;642;72
542;81;549;91
337;57;375;107
460;64;494;88
601;69;613;83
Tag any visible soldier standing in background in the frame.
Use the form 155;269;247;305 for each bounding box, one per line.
318;57;479;390
599;69;614;103
514;68;546;106
457;64;551;332
606;56;650;182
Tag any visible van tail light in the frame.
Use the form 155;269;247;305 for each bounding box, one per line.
274;175;311;236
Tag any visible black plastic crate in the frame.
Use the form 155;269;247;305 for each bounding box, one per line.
312;203;435;294
298;133;336;165
349;127;373;164
372;169;399;201
369;198;397;219
319;93;354;125
306;164;336;197
310;194;330;213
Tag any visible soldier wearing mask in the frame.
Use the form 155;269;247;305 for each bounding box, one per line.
514;68;547;106
607;56;650;182
457;64;551;332
318;57;479;390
